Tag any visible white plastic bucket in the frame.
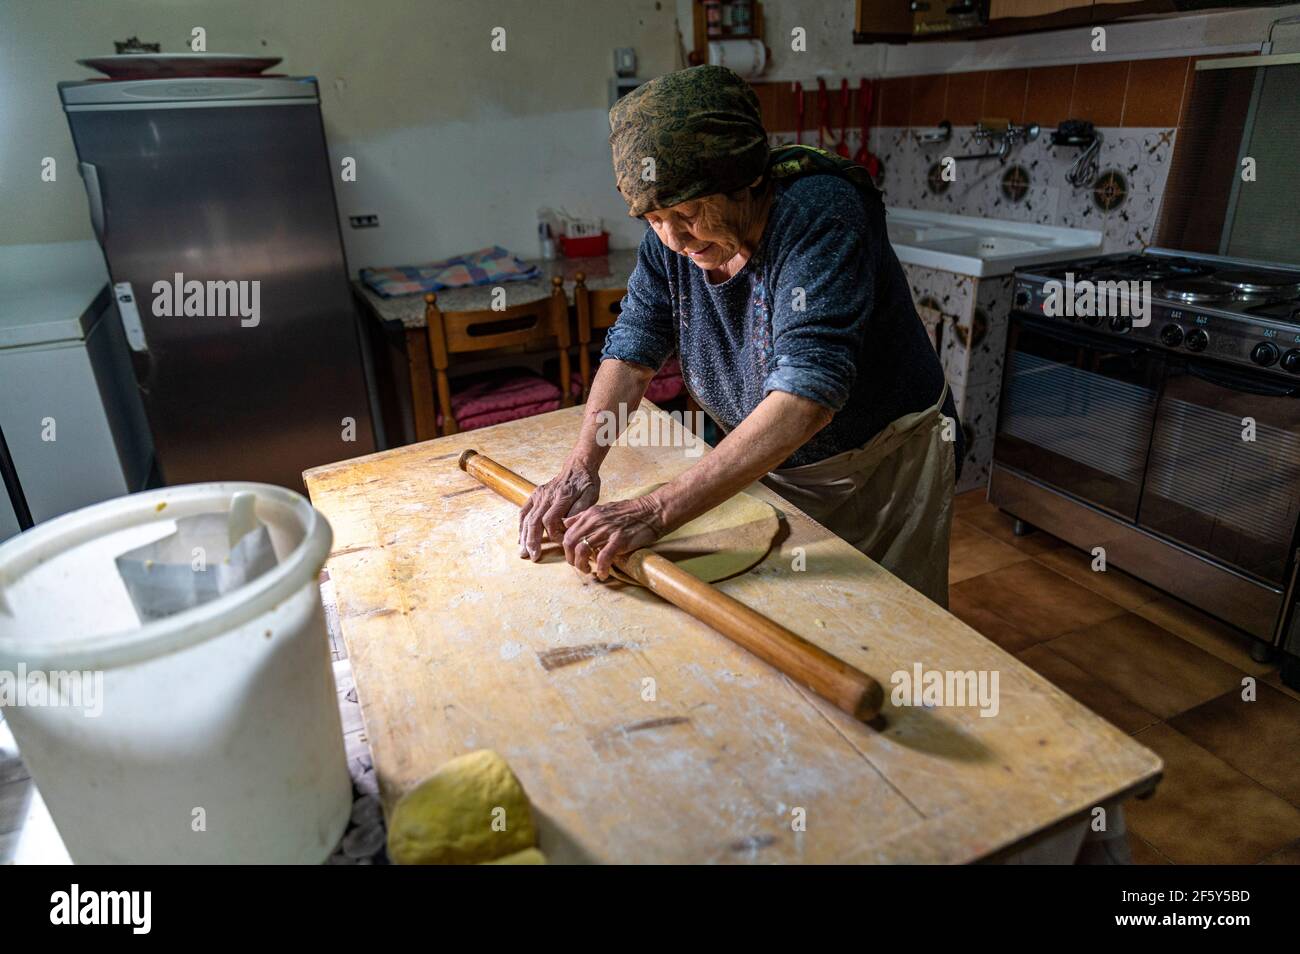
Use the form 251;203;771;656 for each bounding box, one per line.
0;483;351;864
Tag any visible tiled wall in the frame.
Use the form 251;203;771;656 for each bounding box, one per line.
903;267;1014;493
753;57;1195;137
754;57;1196;255
869;123;1176;253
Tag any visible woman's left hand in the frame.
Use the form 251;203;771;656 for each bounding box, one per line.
561;494;667;581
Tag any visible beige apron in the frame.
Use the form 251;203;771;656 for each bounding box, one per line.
761;384;956;608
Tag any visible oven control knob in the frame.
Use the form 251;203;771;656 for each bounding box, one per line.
1160;324;1185;347
1186;328;1210;352
1251;342;1279;367
1281;349;1300;374
1014;288;1032;310
1109;315;1132;334
1081;313;1105;327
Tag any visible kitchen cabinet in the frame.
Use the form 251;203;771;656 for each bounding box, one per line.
854;1;1289;44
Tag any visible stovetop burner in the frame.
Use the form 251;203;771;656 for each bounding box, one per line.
1125;258;1214;281
1246;299;1300;325
1015;250;1300;375
1157;277;1244;304
1023;249;1300;315
1212;269;1300;297
1044;254;1216;284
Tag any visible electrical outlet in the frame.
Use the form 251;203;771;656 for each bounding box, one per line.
348;214;379;229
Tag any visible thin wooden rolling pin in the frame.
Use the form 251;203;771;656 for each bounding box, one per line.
458;449;884;721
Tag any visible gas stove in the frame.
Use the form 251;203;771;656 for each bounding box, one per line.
1012;249;1300;376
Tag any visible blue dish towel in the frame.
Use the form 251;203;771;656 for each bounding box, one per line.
360;246;540;298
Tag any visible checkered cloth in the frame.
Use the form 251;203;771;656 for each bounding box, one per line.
360;246;539;298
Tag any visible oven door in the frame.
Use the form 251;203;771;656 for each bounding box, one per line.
995;314;1164;521
1137;358;1300;588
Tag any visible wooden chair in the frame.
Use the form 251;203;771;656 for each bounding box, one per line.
574;273;626;399
574;272;691;409
425;276;572;436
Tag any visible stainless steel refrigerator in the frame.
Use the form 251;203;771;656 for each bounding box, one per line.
59;76;377;489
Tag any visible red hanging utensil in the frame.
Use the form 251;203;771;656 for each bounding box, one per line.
837;78;851;158
817;78;829;148
853;78;871;165
854;77;880;178
793;81;803;145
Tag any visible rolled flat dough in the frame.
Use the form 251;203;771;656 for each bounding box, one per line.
606;484;780;584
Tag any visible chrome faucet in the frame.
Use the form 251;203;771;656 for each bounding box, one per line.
955;122;1041;162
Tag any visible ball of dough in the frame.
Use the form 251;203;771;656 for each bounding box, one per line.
387;750;538;865
482;847;547;865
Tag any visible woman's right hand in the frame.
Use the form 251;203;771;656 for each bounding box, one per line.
518;460;601;562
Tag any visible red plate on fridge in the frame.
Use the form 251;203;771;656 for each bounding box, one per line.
77;54;282;79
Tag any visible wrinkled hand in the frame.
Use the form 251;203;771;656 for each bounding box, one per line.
518;462;601;561
561;495;666;581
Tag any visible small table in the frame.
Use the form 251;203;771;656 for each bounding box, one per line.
303;405;1162;864
354;251;638;444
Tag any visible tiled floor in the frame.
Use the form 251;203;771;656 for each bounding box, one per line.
950;489;1300;865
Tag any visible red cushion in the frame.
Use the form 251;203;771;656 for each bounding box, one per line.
456;398;560;431
437;370;561;430
572;356;684;403
645;356;683;404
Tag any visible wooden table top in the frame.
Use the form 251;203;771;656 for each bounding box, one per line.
354;249;639;330
303;404;1161;864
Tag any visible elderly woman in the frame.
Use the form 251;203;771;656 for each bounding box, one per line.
519;65;962;607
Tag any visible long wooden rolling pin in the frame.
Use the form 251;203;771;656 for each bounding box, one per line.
458;449;884;722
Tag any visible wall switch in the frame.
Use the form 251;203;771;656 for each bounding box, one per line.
349;214;380;229
614;47;637;77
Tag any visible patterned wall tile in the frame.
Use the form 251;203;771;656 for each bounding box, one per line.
986;183;1061;225
897;265;1013;494
1103;191;1164;253
960;274;1014;489
866;124;1178;240
1056;193;1109;231
873;127;920;208
901;262;977;409
1035;137;1087;184
957;415;1001;494
1099;127;1177;195
969;275;1014;387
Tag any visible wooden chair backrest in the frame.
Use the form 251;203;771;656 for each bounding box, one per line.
573;270;698;414
424;276;572;435
574;272;627;400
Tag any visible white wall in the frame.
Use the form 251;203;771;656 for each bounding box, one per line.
675;0;883;78
0;0;679;267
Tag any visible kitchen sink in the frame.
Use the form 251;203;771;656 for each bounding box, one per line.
886;208;1103;277
884;224;965;245
926;235;1044;256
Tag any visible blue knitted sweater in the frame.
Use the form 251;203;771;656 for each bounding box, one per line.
602;174;962;470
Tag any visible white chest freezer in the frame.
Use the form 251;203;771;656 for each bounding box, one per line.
0;240;154;542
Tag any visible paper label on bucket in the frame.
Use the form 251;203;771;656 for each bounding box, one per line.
115;513;278;622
